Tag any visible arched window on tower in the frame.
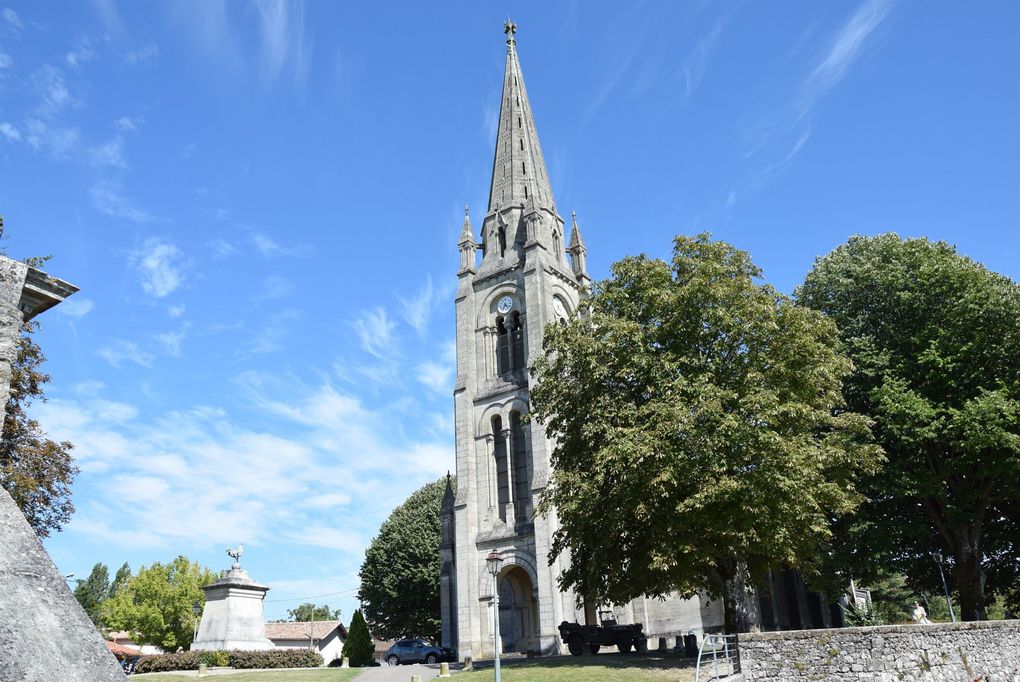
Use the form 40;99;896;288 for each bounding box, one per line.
552;229;562;263
498;226;507;258
510;411;530;520
510;311;525;370
492;415;510;523
496;317;510;375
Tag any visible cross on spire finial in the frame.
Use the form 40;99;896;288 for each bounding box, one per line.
504;19;517;44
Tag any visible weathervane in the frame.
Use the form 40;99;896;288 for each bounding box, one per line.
226;543;244;569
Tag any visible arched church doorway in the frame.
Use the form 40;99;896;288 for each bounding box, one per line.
498;566;536;653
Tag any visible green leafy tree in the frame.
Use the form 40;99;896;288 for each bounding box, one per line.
102;556;217;650
341;609;375;667
358;477;452;641
73;562;111;628
798;234;1020;620
0;318;78;537
287;603;341;622
530;234;882;633
867;572;916;624
110;562;132;599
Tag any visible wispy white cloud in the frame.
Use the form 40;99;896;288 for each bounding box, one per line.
415;341;456;394
809;0;893;95
123;43;158;67
91;180;160;223
738;0;895;192
246;309;300;355
32;64;79;114
251;232;309;257
254;0;311;87
2;8;23;31
676;7;736;104
23;118;81;160
96;339;156;369
115;116;139;132
399;275;436;336
66;37;98;68
129;238;187;298
0;122;20;141
0;50;11;69
209;238;238;257
155;328;187;357
254;275;294;302
168;304;186;318
56;297;94;317
91;0;124;36
88;135;127;168
354;308;396;359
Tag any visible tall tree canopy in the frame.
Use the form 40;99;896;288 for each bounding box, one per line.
358;477;452;641
286;603;341;622
73;562;111;629
531;234;882;632
798;234;1020;619
102;556;217;650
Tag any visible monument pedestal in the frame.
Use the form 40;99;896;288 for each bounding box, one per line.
193;567;273;651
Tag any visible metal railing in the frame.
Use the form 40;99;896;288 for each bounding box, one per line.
694;633;740;682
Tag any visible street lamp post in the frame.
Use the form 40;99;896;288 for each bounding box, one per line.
486;550;504;682
933;553;956;623
192;601;202;646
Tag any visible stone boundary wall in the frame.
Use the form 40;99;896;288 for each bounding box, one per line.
738;620;1020;682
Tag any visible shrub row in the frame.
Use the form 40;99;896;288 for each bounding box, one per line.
134;648;322;673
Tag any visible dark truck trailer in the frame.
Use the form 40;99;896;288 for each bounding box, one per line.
558;611;646;655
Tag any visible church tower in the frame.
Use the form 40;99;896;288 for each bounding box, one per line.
442;21;589;658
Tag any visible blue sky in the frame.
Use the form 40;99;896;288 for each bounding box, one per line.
2;1;1017;626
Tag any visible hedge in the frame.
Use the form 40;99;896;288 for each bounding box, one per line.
133;648;323;673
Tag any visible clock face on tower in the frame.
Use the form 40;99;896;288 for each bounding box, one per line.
553;298;567;319
497;296;514;314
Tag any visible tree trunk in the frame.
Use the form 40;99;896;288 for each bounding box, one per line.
953;534;986;621
718;559;755;634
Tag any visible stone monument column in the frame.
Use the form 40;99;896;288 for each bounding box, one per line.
0;256;126;681
193;545;274;651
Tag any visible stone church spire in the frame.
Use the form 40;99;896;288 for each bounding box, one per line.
487;21;556;213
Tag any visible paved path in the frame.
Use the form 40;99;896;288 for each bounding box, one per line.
353;662;463;682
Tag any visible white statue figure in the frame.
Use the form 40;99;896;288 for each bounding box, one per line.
226;543;244;569
912;601;930;624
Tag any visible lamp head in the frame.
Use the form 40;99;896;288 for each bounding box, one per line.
486;550;503;577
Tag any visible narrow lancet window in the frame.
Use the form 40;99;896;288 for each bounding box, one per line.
492;415;510;522
496;317;510;375
510;411;530;520
510;311;525;370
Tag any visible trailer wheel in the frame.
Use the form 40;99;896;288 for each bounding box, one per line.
567;635;584;656
589;643;600;655
617;637;632;654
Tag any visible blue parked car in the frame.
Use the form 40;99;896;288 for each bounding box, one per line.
384;638;455;666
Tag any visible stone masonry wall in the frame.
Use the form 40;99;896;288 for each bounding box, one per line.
738;621;1020;682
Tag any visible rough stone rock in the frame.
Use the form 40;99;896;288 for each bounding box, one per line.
0;487;125;681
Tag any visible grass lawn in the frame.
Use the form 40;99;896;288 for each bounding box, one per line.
457;652;697;681
133;670;361;681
